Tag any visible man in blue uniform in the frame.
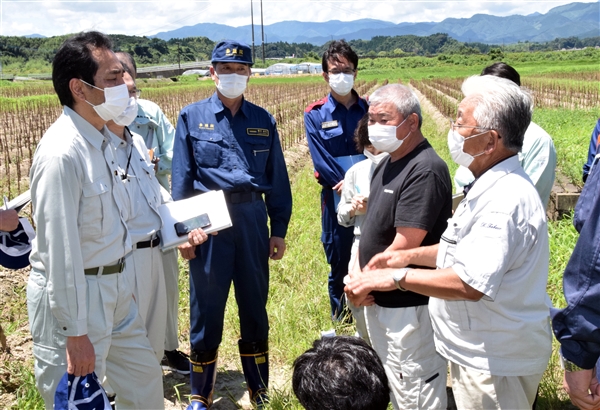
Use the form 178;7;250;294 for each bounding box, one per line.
582;118;600;183
171;40;292;409
304;40;368;320
552;135;600;410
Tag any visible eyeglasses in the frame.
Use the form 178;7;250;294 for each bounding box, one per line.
449;119;492;132
328;68;356;75
130;89;142;98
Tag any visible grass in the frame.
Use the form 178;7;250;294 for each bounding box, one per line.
533;109;598;189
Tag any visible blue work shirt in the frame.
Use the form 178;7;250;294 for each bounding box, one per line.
582;118;600;182
551;154;600;369
304;91;368;188
171;92;292;238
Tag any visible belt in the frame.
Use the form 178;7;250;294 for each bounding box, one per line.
134;235;160;249
224;191;263;204
84;258;125;276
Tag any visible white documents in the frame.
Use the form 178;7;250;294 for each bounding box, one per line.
3;189;31;213
158;190;232;251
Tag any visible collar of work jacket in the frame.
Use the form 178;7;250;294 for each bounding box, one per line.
325;89;368;114
63;106;110;151
464;155;521;203
209;92;252;119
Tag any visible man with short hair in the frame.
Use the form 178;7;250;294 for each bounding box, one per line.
346;83;452;409
105;68;169;363
27;31;163;409
454;62;556;207
292;336;390;410
304;40;368;320
115;51;189;375
172;40;292;409
351;75;552;409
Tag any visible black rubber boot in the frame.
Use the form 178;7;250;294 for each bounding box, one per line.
186;348;218;410
238;340;269;407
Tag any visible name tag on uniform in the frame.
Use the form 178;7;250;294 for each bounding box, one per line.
247;128;269;137
199;123;215;130
321;120;338;129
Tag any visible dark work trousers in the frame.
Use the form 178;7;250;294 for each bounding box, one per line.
321;187;354;320
189;199;270;351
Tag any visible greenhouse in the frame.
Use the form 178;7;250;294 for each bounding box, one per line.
297;62;323;74
265;63;299;76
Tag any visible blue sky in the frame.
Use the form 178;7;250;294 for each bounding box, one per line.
0;0;597;37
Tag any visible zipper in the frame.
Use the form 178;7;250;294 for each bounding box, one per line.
253;149;270;156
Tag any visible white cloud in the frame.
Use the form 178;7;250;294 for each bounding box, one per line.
0;0;597;37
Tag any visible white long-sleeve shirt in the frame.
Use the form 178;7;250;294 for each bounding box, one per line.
29;107;132;337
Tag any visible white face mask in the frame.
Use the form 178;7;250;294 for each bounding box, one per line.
363;148;388;165
81;80;130;122
215;73;248;99
447;128;487;168
368;117;411;153
328;73;354;96
113;97;138;126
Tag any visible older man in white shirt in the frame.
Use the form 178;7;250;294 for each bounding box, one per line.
346;75;552;409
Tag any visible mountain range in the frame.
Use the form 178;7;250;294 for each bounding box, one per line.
151;2;599;45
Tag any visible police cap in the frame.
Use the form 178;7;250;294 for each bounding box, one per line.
211;40;253;66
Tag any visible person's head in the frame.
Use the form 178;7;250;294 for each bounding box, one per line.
367;84;422;155
450;75;532;175
322;40;358;97
354;114;371;152
116;52;137;80
105;70;139;134
52;31;123;110
210;40;253;99
292;336;390;410
354;113;386;164
481;62;520;86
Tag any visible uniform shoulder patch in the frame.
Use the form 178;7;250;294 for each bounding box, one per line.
305;96;328;113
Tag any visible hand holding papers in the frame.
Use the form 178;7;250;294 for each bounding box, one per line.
158;190;232;251
3;189;31;213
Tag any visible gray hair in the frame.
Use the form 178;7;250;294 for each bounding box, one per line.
369;84;422;128
461;75;532;152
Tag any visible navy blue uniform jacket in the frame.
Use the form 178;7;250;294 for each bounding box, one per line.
171;92;292;238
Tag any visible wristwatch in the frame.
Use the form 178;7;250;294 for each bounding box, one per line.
560;354;587;372
392;268;411;291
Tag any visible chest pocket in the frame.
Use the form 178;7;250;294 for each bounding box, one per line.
80;177;111;239
191;130;223;168
318;125;343;141
244;134;270;174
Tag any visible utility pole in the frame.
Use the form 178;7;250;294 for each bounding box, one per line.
177;42;181;70
260;0;265;64
251;0;255;64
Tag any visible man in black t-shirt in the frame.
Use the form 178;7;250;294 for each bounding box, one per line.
345;84;452;409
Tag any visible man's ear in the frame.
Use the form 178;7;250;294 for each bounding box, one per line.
485;130;500;153
409;113;419;131
322;71;329;83
69;78;87;103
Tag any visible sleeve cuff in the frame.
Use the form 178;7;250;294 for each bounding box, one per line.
270;223;288;239
56;318;88;337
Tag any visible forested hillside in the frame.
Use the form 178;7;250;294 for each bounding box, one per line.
1;32;598;74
